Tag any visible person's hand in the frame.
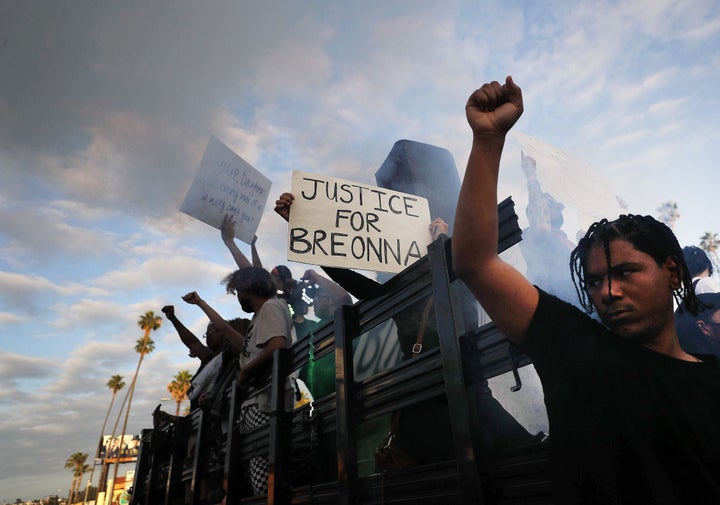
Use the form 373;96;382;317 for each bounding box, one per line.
182;291;203;305
429;218;449;241
521;151;537;179
274;192;295;222
161;305;174;318
466;76;523;138
221;214;236;242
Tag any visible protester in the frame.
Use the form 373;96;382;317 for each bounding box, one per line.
221;213;308;338
452;75;720;503
184;268;293;496
683;245;720;294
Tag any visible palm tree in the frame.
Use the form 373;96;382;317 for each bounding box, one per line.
73;462;90;504
167;369;193;416
64;452;88;504
82;375;125;505
700;231;720;274
657;200;680;230
110;311;161;491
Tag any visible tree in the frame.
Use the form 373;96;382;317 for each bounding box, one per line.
64;452;88;504
82;375;125;505
657;200;680;230
110;311;161;491
700;231;720;274
167;369;193;416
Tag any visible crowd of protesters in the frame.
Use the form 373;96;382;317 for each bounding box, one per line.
144;75;720;504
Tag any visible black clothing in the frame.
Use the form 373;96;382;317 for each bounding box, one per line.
525;289;720;504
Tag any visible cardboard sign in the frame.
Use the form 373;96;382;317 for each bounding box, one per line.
180;136;271;243
288;171;432;273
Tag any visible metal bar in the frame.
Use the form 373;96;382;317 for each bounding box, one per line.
427;235;484;504
268;347;291;505
335;304;359;505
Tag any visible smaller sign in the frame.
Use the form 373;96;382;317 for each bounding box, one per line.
180;136;271;243
288;171;432;274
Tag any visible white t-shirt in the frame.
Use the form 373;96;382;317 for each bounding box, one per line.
693;276;720;295
187;352;224;403
240;297;294;412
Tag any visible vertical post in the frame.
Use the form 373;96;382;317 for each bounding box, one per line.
223;384;240;504
188;410;205;505
335;304;359;505
267;347;290;505
427;235;484;504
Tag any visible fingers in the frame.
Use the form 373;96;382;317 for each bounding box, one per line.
181;291;199;304
274;192;294;221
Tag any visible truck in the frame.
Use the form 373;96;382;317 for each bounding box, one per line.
130;198;553;505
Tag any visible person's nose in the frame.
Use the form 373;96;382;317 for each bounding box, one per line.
599;276;622;305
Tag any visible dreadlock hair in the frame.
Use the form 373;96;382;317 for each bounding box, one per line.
569;214;701;316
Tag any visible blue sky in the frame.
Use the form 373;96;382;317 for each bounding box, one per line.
2;0;720;500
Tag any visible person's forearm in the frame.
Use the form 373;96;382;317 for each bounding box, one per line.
196;299;246;349
168;315;201;347
223;238;252;269
251;240;263;269
453;135;505;277
321;266;379;299
242;338;286;380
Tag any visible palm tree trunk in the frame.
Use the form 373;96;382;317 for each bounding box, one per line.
175;399;181;416
68;476;77;504
110;344;147;493
102;384;133;495
83;391;118;504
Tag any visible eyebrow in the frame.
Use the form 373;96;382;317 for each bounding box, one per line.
586;261;642;279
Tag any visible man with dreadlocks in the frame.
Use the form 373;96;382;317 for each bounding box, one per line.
452;76;720;504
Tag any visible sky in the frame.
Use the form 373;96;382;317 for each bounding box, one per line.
2;0;720;500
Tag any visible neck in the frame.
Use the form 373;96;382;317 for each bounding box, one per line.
250;296;270;313
641;325;699;362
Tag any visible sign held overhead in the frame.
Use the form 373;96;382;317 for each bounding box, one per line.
180;136;271;243
288;171;432;274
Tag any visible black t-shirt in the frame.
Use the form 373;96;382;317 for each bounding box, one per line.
524;289;720;504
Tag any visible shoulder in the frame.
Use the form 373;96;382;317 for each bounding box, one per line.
524;288;605;355
695;276;720;295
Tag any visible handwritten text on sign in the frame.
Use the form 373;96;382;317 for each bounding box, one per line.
180;136;271;243
288;171;431;274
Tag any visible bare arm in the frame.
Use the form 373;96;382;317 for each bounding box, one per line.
181;291;246;352
221;214;253;269
237;336;286;386
161;305;211;361
452;76;538;344
250;235;263;268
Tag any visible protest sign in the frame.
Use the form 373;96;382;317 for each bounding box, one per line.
180;136;271;243
512;131;625;233
288;171;432;273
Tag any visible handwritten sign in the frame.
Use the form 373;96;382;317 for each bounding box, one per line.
288;171;432;273
180;136;271;243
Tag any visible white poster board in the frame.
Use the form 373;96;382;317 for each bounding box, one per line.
288;171;432;273
180;136;271;243
512;131;626;234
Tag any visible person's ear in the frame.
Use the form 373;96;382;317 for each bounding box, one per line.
664;257;682;290
697;320;712;337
